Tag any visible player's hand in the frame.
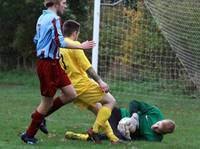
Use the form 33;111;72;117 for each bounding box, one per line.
98;80;109;93
81;40;96;49
117;117;132;140
130;113;139;126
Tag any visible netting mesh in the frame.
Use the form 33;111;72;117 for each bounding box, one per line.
90;0;200;100
144;0;200;91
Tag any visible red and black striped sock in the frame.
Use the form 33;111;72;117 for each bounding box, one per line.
45;97;64;117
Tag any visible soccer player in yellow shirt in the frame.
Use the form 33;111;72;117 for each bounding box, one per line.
58;20;121;144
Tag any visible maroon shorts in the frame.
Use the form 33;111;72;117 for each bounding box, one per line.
37;59;71;97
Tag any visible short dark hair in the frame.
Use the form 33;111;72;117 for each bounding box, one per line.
44;0;61;8
62;20;80;37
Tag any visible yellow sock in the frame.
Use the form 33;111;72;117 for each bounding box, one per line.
103;121;119;142
65;131;89;141
93;106;111;133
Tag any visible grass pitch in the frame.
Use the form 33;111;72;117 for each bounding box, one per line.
0;70;200;149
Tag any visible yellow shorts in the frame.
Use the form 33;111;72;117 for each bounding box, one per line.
73;80;105;109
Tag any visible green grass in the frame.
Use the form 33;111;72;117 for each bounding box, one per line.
0;70;200;149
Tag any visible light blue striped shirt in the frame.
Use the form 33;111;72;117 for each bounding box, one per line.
34;9;66;59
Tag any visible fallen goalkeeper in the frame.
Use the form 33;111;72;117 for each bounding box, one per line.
65;100;175;142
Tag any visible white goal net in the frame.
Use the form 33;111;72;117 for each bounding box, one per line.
144;0;200;92
90;0;200;100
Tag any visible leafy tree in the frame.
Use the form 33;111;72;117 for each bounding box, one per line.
0;0;91;69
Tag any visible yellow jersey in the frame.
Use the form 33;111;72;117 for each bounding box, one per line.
59;38;92;95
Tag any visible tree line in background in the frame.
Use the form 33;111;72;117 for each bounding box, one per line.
0;0;195;81
0;0;198;95
0;0;169;72
0;0;91;70
0;0;139;70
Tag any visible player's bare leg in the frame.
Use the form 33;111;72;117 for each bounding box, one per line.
37;97;54;115
38;85;76;134
60;85;77;104
45;85;76;117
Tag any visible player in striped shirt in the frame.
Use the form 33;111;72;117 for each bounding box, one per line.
20;0;95;144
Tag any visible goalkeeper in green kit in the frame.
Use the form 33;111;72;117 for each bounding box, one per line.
65;100;175;142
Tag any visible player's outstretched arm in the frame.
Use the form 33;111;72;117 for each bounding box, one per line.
64;40;95;50
80;40;96;49
129;100;155;114
86;67;109;93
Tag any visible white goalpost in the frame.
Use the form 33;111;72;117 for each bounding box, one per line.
92;0;101;73
92;0;200;100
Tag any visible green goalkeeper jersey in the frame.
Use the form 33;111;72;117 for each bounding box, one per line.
120;100;164;141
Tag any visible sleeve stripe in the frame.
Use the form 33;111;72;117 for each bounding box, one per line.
52;18;60;59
